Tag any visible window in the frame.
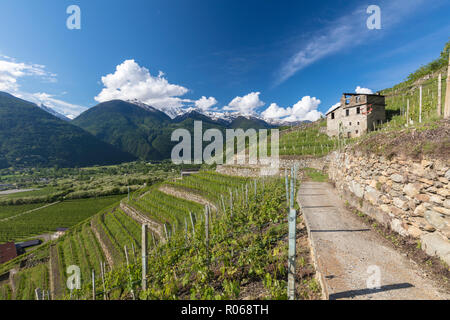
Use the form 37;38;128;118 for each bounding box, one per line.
357;121;360;125
349;122;352;126
355;130;359;134
356;96;360;103
331;112;335;119
345;99;350;105
347;132;351;138
356;107;361;114
346;109;350;116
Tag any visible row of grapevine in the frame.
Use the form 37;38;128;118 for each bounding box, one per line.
69;172;305;300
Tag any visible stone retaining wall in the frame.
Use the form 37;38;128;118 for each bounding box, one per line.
327;150;450;265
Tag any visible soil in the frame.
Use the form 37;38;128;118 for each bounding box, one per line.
353;119;450;161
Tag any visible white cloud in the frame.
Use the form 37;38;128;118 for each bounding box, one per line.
262;96;323;122
261;103;290;119
355;86;373;94
223;92;264;115
95;59;190;111
195;96;217;111
276;0;427;85
0;55;86;118
0;58;56;91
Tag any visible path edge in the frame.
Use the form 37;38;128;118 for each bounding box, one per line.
297;189;329;300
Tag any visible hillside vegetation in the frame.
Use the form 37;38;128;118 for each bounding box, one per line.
0;92;135;169
0;172;320;300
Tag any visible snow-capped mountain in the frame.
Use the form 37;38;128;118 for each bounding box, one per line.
127;99;305;127
127;99;185;119
37;104;70;121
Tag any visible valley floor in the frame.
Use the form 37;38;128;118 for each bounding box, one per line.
298;181;449;300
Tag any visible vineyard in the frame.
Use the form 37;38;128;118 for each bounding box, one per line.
0;171;320;300
0;195;123;242
68;172;320;300
278;121;338;157
380;70;447;129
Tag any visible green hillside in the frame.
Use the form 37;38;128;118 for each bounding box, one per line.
0;92;135;169
73;101;273;161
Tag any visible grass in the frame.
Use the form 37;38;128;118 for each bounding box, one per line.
302;168;328;182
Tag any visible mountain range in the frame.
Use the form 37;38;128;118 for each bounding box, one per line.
72;100;275;161
0;92;276;168
0;92;136;169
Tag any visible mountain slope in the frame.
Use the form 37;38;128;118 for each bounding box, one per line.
0;92;135;168
37;104;70;121
72;100;174;160
72;101;274;161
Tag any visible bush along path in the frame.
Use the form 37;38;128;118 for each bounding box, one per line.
65;173;321;300
298;181;450;300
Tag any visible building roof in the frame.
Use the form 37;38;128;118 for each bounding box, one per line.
15;239;41;249
0;242;17;264
56;227;68;232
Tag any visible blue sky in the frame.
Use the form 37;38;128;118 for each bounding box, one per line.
0;0;449;120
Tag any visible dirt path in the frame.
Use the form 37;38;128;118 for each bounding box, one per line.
49;244;62;299
158;185;217;211
298;181;449;300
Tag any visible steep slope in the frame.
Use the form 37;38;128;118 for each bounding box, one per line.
0;92;135;168
37;104;70;121
72;100;173;160
73;101;274;161
228;115;274;130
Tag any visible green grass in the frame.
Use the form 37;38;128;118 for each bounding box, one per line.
303;168;328;182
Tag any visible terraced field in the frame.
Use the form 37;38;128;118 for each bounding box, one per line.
0;171;320;300
278;121;338;156
129;187;204;232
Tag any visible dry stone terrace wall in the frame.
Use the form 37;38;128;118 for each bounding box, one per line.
327;150;450;265
216;157;327;177
215;151;450;264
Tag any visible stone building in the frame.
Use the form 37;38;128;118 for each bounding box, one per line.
326;93;386;138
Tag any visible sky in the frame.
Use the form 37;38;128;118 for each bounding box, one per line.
0;0;449;121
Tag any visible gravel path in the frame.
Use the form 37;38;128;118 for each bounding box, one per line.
298;181;449;300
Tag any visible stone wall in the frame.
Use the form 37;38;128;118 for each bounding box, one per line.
216;156;327;177
327;150;450;265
